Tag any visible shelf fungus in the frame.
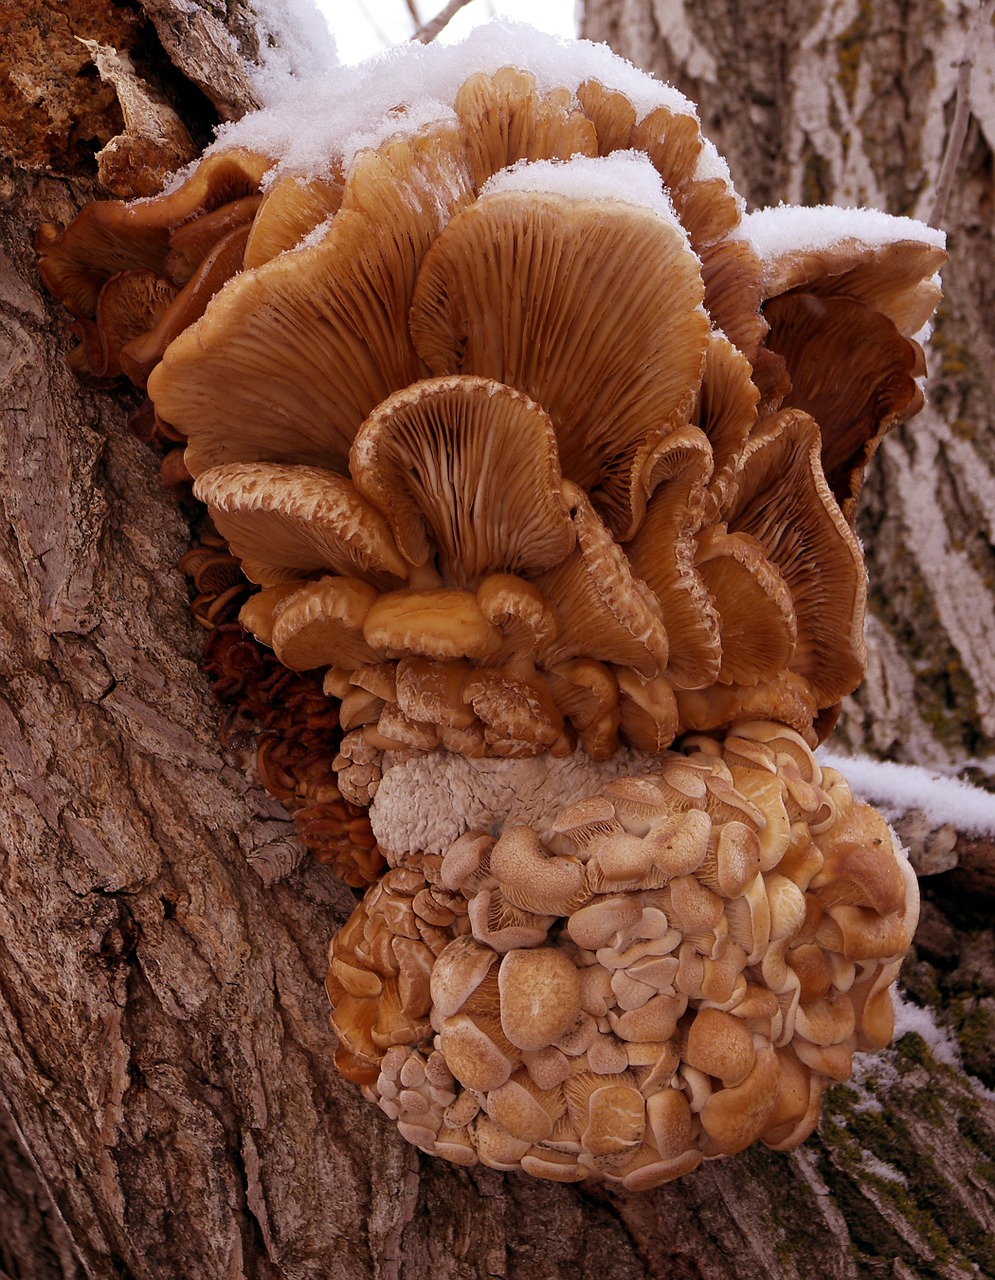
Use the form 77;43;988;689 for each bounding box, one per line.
38;24;944;1186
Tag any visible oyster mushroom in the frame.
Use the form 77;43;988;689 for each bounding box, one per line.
39;25;943;1190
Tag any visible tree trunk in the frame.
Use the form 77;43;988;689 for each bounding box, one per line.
0;2;992;1277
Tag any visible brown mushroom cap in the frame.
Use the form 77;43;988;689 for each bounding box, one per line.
36;148;271;319
350;376;575;586
722;409;865;709
150;126;476;478
764;292;925;520
409;179;709;539
269;576;380;670
454;66;598;188
694;527;797;686
193;462;407;588
623;426;720;689
243;169;345;270
119;221;253;387
536;484;670;679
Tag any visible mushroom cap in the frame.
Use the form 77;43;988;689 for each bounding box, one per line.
328;719;919;1186
722;409;866;711
350;376;575;586
194;462;408;588
409;180;709;540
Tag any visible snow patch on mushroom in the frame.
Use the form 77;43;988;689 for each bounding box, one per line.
370;747;660;857
212;20;699;182
481;153;681;227
736;205;946;267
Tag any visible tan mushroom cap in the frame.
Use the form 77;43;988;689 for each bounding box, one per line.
193;461;407;588
76;269;178;380
119;221;252;387
759;234;946;338
238;583;302;648
162;193;261;285
697;237;769;365
723;409;866;709
695;332;760;522
575;79;638;154
363;588;502;661
624;426;720;689
764;292;924;521
243;169;345;270
694;528;797;686
545;660;620;761
36;148;271;318
150;125;476;478
453;66;598;189
477;575;559;663
498;947;584;1052
536;484;670;679
409;185;709;539
699;1044;780;1154
269;576;380;670
350;376;575;586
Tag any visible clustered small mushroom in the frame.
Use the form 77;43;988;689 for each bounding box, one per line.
328;723;918;1186
37;24;943;1184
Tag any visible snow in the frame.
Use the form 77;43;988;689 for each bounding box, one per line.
819;749;995;837
247;0;340;103
480;153;682;225
890;991;963;1069
210;19;699;182
736;203;946;269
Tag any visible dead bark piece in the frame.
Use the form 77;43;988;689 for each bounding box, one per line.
135;0;262;121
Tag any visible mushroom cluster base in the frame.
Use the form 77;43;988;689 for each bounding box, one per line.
328;720;919;1188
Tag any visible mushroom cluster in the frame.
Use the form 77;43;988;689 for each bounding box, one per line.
37;24;942;1184
329;723;918;1187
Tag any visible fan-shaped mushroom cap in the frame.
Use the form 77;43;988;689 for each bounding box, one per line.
537;485;670;679
363;589;501;661
269;576;380;670
764;293;924;520
699;1045;780;1155
694;528;797;686
194;462;408;588
684;1007;757;1087
742;208;946;337
477;576;559;663
150;126;476;478
36;148;270;318
74;270;178;380
454;66;598;188
409;162;709;539
575;79;637;154
243;169;345;269
624;427;721;690
723;410;865;709
119;222;252;386
489;826;584;915
350;376;574;586
696;333;760;521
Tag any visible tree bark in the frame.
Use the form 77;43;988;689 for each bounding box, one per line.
0;2;993;1277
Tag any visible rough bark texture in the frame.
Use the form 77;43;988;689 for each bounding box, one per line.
1;2;993;1278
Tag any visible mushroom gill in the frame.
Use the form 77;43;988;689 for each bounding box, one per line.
330;721;919;1187
37;24;943;1190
